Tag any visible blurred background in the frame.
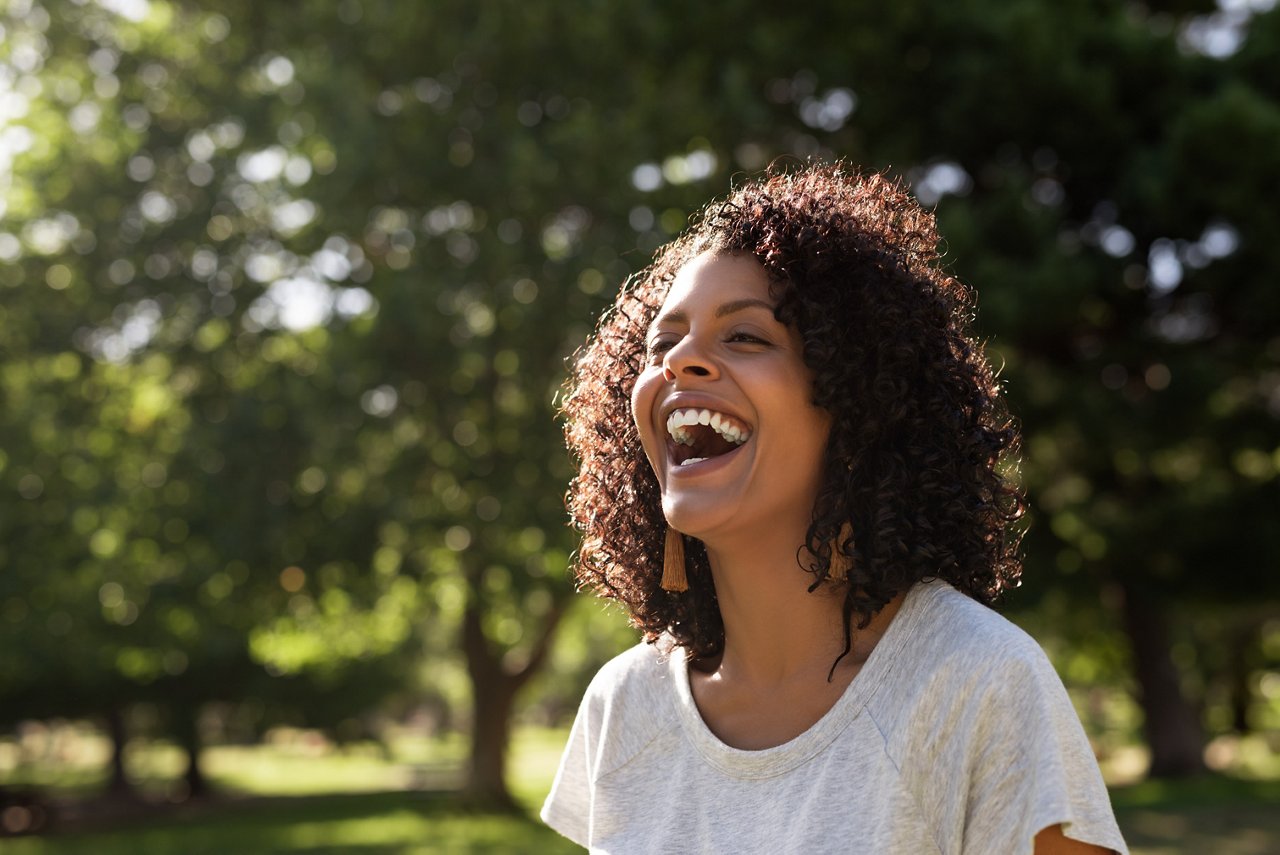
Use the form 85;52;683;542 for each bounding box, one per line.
1;0;1277;852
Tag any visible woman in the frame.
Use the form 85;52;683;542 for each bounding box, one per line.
543;163;1127;854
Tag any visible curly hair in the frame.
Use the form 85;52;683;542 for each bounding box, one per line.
563;162;1025;668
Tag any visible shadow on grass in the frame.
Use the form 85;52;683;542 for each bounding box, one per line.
10;775;1277;855
5;789;584;855
1112;775;1280;855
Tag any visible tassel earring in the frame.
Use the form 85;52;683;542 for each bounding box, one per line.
829;522;854;583
662;528;689;592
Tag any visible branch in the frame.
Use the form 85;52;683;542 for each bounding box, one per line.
510;600;568;690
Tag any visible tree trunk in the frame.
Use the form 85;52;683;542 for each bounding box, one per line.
104;707;133;797
465;661;520;809
175;705;209;800
461;586;566;809
1119;583;1206;778
1227;620;1259;735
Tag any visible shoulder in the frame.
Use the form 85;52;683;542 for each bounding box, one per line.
871;581;1070;745
582;638;672;708
904;580;1056;681
869;582;1127;854
575;640;680;777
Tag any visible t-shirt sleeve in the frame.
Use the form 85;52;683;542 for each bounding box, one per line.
540;643;674;849
540;692;594;848
959;647;1129;855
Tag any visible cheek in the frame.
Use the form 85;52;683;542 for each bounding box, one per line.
630;368;664;452
630;369;671;480
777;368;831;452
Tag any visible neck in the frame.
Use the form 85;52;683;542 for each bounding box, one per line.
700;527;850;685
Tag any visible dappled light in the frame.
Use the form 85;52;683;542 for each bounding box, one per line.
0;0;1278;851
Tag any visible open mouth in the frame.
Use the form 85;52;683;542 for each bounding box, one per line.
665;408;752;467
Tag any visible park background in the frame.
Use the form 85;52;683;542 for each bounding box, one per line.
1;0;1278;852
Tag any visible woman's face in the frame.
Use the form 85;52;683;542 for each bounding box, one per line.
631;252;832;545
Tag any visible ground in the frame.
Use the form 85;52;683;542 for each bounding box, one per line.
1;725;1276;854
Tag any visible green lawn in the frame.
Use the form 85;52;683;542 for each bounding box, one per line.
2;727;1276;854
1110;776;1280;855
4;790;582;855
3;726;581;855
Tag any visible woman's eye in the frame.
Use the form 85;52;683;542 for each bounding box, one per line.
727;332;768;345
647;339;674;357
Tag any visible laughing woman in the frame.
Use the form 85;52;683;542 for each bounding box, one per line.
543;164;1127;855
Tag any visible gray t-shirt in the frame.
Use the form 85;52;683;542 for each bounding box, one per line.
541;579;1128;854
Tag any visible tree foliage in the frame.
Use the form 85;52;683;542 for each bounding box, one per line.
1;0;1277;798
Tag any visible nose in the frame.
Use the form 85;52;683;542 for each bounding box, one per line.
662;335;718;382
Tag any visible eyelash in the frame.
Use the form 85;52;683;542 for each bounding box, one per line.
646;332;769;358
727;332;767;345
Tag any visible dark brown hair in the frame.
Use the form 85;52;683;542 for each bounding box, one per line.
563;162;1025;667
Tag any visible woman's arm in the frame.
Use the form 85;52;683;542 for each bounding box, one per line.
1034;823;1116;855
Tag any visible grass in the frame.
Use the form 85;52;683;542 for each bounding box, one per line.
2;726;1277;854
1110;775;1280;855
4;790;584;854
2;726;581;855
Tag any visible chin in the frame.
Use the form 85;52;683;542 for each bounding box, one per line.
661;496;733;540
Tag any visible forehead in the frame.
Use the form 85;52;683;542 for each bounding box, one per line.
656;252;775;318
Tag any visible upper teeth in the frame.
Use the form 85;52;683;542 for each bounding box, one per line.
665;408;751;446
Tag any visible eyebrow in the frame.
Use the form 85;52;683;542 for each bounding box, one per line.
653;298;777;327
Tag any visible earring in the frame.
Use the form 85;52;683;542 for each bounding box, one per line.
662;528;689;592
829;522;854;582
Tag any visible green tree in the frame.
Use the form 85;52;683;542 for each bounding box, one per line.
0;0;432;797
3;0;1277;805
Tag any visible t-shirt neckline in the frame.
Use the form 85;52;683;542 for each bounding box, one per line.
668;578;945;779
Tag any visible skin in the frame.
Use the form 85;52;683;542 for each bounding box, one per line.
632;251;899;748
1035;825;1114;855
631;251;1115;855
633;251;831;544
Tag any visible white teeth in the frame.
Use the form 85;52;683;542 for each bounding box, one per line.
663;407;752;446
680;457;708;466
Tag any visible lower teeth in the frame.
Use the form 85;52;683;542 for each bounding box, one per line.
680;457;708;466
